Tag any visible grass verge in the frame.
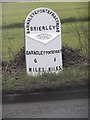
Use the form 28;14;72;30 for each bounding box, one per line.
2;67;88;95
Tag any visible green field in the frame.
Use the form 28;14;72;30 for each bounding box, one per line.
2;2;88;61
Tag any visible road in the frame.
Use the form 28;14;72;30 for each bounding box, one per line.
3;98;88;118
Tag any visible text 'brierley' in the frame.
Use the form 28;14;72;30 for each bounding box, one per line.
30;25;56;32
26;8;60;33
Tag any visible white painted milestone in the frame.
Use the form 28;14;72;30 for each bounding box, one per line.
25;7;62;76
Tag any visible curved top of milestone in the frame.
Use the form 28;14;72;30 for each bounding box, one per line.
25;7;61;34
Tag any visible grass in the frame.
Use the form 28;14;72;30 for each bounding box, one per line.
2;2;88;25
2;67;88;94
2;28;24;60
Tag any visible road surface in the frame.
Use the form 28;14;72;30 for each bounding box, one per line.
3;98;88;118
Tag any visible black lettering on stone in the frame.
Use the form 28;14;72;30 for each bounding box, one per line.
33;68;34;72
48;67;51;71
32;12;35;16
30;27;33;31
47;10;50;14
34;27;36;31
52;13;55;17
26;51;28;55
49;25;52;30
27;31;30;33
27;19;31;22
35;68;38;72
56;29;60;32
46;26;48;30
30;14;33;18
27;22;29;24
39;26;41;31
26;25;29;28
42;26;45;30
42;9;45;13
42;68;45;72
39;68;41;72
34;59;37;63
59;66;61;70
56;66;58;71
29;68;32;72
53;26;56;29
34;11;37;15
54;58;56;62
